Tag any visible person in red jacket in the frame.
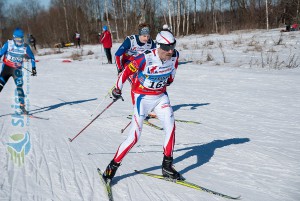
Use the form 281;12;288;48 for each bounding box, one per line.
99;26;113;64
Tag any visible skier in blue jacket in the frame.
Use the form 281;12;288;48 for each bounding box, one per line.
0;28;37;114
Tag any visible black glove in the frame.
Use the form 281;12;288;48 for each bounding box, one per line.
111;87;123;101
31;69;37;76
166;80;172;86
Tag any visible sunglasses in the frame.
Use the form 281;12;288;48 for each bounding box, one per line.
14;37;24;44
159;41;176;51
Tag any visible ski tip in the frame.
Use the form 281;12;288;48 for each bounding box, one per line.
68;138;72;142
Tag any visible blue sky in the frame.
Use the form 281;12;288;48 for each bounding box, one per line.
9;0;50;9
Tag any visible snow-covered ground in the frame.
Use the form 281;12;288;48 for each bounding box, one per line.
0;29;300;201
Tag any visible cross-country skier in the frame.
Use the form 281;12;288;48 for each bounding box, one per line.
0;28;37;114
103;30;181;182
115;23;157;117
115;23;156;75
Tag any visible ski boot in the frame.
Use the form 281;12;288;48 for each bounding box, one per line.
103;160;120;183
162;155;183;180
20;104;29;115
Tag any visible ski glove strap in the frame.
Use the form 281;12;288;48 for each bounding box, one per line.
111;87;123;101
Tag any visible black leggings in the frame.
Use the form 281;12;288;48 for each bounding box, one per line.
0;65;25;104
104;48;112;63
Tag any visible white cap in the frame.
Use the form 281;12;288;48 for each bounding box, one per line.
156;31;175;44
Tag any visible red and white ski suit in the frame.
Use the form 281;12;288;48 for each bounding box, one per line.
113;48;179;163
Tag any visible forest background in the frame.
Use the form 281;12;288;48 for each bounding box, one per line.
0;0;299;47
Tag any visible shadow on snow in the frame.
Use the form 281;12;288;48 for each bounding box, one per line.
0;97;97;117
172;103;210;112
113;137;250;183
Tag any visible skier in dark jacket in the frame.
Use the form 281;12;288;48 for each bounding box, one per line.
29;34;36;50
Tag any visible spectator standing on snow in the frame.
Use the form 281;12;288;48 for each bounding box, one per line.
29;34;36;50
99;25;113;64
115;23;156;75
0;28;37;114
75;31;81;48
102;31;181;183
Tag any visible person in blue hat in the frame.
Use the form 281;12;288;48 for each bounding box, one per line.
99;25;112;64
0;28;37;114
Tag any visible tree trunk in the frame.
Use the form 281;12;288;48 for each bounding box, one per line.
187;0;189;35
162;0;167;25
176;0;180;36
75;0;79;32
266;0;269;30
112;0;119;42
62;0;70;42
182;0;186;35
104;0;112;41
168;0;172;32
193;0;196;33
173;1;176;34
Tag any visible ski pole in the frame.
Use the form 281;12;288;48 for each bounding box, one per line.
121;121;131;133
69;99;117;142
22;65;32;73
90;85;115;117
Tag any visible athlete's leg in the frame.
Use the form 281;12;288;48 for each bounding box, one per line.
154;93;176;157
13;68;25;105
0;65;13;92
154;93;181;179
112;93;159;163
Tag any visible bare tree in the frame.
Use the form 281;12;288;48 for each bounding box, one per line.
211;0;217;33
1;0;295;46
162;0;168;25
182;0;186;34
104;0;111;36
125;0;130;34
176;0;180;36
193;0;196;33
168;0;173;31
186;0;190;35
120;0;127;36
62;0;70;42
297;0;300;23
266;0;269;30
112;0;120;41
0;0;5;46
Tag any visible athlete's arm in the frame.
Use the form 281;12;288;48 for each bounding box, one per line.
115;37;131;71
26;45;36;69
0;42;8;58
115;54;146;91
